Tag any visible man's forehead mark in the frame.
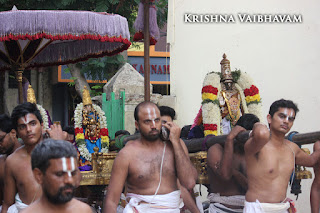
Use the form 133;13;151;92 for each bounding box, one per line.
20;114;35;125
281;109;295;121
61;157;76;177
145;107;158;125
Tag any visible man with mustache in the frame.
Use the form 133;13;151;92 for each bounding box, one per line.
243;99;320;212
104;101;198;212
21;139;91;213
0;115;23;208
1;103;66;213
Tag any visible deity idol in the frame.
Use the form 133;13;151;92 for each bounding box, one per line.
195;54;262;136
74;86;109;170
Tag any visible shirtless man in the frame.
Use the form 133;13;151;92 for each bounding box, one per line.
0;115;22;206
207;114;259;213
1;103;66;213
104;101;198;212
244;99;320;212
21;139;91;213
311;141;320;213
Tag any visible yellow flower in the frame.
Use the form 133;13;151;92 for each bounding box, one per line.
245;94;261;103
202;93;217;101
204;130;218;136
101;136;109;143
76;133;84;140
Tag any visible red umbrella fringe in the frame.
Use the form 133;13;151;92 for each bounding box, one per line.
133;1;160;45
0;34;131;71
0;32;131;45
133;31;157;45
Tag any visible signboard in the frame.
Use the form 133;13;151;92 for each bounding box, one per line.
128;56;170;84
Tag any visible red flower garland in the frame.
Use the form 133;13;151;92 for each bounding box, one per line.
100;128;109;136
204;124;218;131
75;127;84;135
202;85;218;95
244;85;259;97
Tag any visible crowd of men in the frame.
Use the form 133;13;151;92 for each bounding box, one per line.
0;99;319;212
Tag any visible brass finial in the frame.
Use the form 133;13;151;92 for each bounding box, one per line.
220;53;230;65
27;85;36;104
220;53;232;81
82;86;92;106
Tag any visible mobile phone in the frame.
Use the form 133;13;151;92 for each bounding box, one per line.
160;126;170;141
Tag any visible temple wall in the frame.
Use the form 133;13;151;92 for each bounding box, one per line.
168;0;320;211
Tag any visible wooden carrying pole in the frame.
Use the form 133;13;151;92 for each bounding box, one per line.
144;0;150;101
123;131;320;153
183;131;320;153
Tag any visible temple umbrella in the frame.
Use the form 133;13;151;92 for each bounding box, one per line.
0;9;131;103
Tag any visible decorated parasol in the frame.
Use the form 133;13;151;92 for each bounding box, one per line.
0;8;131;103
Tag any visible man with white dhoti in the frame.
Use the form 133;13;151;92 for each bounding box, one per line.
207;114;259;213
104;102;198;213
244;99;320;213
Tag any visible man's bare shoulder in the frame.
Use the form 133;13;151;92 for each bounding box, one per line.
208;143;223;154
115;139;142;162
21;199;92;213
6;146;26;164
69;199;92;212
284;139;300;152
121;139;143;153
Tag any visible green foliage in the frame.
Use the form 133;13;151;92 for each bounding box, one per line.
79;54;126;81
67;77;77;87
232;69;241;83
90;84;104;96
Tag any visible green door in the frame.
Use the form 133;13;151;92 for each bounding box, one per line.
102;91;125;140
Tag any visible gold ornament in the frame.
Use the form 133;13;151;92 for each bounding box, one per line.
82;86;92;106
27;85;37;104
220;53;233;81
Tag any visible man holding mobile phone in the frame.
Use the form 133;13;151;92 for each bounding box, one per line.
104;101;198;212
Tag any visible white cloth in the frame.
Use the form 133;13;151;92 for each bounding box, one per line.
7;194;28;213
209;203;243;213
123;190;184;213
208;193;245;207
243;200;290;213
221;117;232;135
194;186;204;213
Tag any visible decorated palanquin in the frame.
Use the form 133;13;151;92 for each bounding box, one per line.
198;54;263;136
74;86;110;171
27;85;52;131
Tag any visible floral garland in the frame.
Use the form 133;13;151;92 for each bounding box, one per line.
201;71;262;136
202;72;221;136
74;103;109;161
36;104;49;131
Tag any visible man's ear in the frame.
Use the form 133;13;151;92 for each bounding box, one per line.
267;114;272;125
33;168;44;185
135;121;139;131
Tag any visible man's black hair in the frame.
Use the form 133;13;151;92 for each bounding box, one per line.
31;139;77;173
159;106;176;121
269;99;299;117
115;130;130;138
0;114;14;133
134;101;159;121
11;102;43;130
235;113;260;130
